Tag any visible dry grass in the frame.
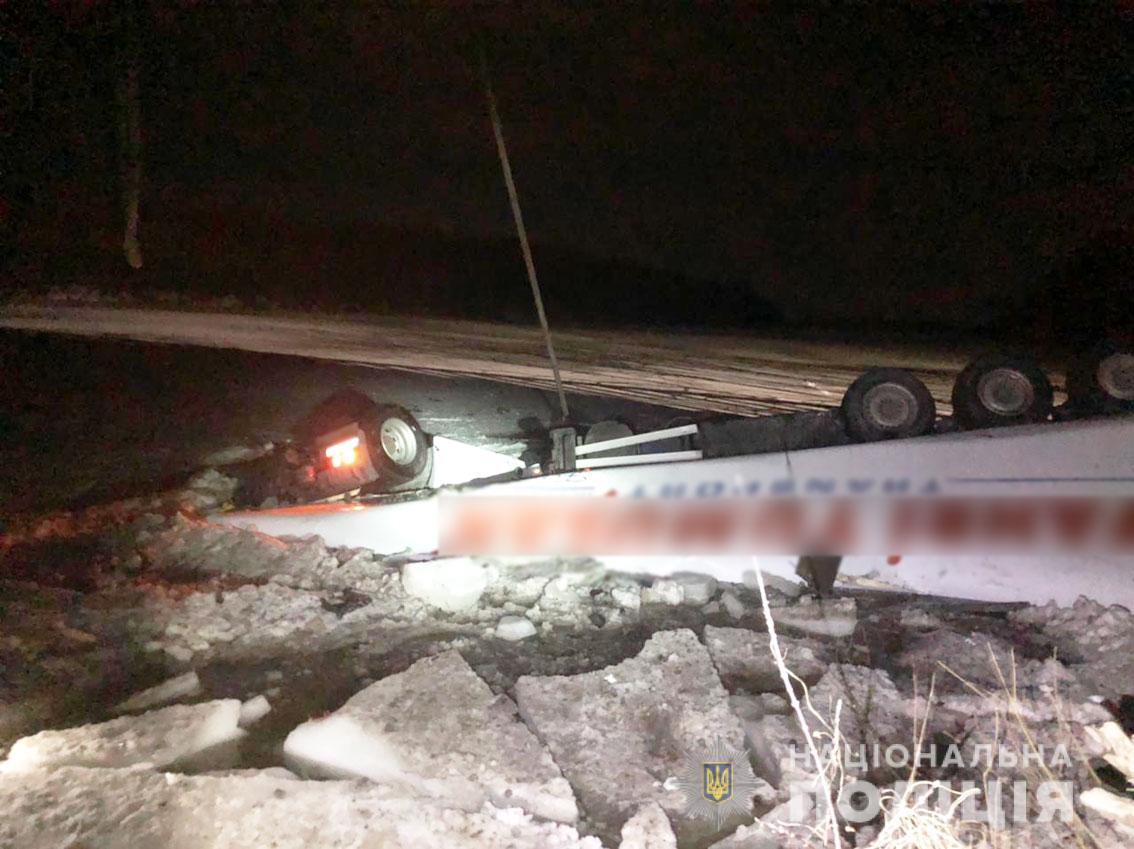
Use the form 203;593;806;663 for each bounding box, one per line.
750;563;1119;849
751;565;976;849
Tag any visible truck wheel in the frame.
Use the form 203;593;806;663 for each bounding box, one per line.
368;405;430;481
951;353;1053;430
840;368;935;442
1066;341;1134;414
299;390;430;490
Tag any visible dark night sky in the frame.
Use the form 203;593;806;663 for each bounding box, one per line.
3;3;1132;330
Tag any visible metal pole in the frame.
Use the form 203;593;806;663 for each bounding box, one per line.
480;48;570;422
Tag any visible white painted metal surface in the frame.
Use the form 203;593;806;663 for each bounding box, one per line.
214;415;1134;608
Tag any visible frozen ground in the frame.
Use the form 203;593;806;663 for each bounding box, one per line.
1;473;1132;849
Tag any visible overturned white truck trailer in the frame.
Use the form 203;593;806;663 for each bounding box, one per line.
216;350;1134;609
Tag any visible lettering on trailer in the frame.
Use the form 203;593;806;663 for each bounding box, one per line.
439;496;1134;556
627;477;944;499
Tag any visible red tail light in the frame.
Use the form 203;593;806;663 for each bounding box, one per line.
325;436;361;469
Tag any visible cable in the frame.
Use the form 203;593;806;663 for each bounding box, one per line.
480;46;571;422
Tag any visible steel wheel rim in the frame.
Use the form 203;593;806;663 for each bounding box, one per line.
863;382;917;429
1097;352;1134;401
976;368;1034;415
380;418;418;466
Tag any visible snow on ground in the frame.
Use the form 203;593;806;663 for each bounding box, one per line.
0;493;1132;849
0;767;603;849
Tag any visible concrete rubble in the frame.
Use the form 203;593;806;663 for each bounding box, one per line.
283;650;578;823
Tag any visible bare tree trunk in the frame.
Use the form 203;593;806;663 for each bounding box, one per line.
118;3;143;269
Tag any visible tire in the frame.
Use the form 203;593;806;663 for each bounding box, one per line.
840;368;936;443
297;390;429;484
366;405;430;482
951;353;1053;430
1066;340;1134;414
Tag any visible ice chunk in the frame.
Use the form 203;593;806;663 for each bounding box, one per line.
741;569;803;599
2;699;243;772
610;585;642;611
495;615;538;641
672;572;718;605
0;767;603;849
400;558;487;612
809;665;907;746
704;626;828;694
642;579;684;606
112;671;202;714
515;629;773;846
707;822;782;849
283;650;577;823
721;590;745;620
772;597;857;638
619;802;676;849
238;695;271;728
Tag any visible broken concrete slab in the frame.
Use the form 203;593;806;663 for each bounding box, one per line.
0;766;603;849
283;650;577;823
515;628;770;847
704;626;828;694
112;671;202;714
2;699;243;772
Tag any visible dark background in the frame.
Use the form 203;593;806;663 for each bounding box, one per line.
2;2;1131;335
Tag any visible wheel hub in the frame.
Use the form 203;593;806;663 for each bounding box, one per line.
1097;352;1134;401
863;383;917;429
379;418;418;466
976;368;1034;415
